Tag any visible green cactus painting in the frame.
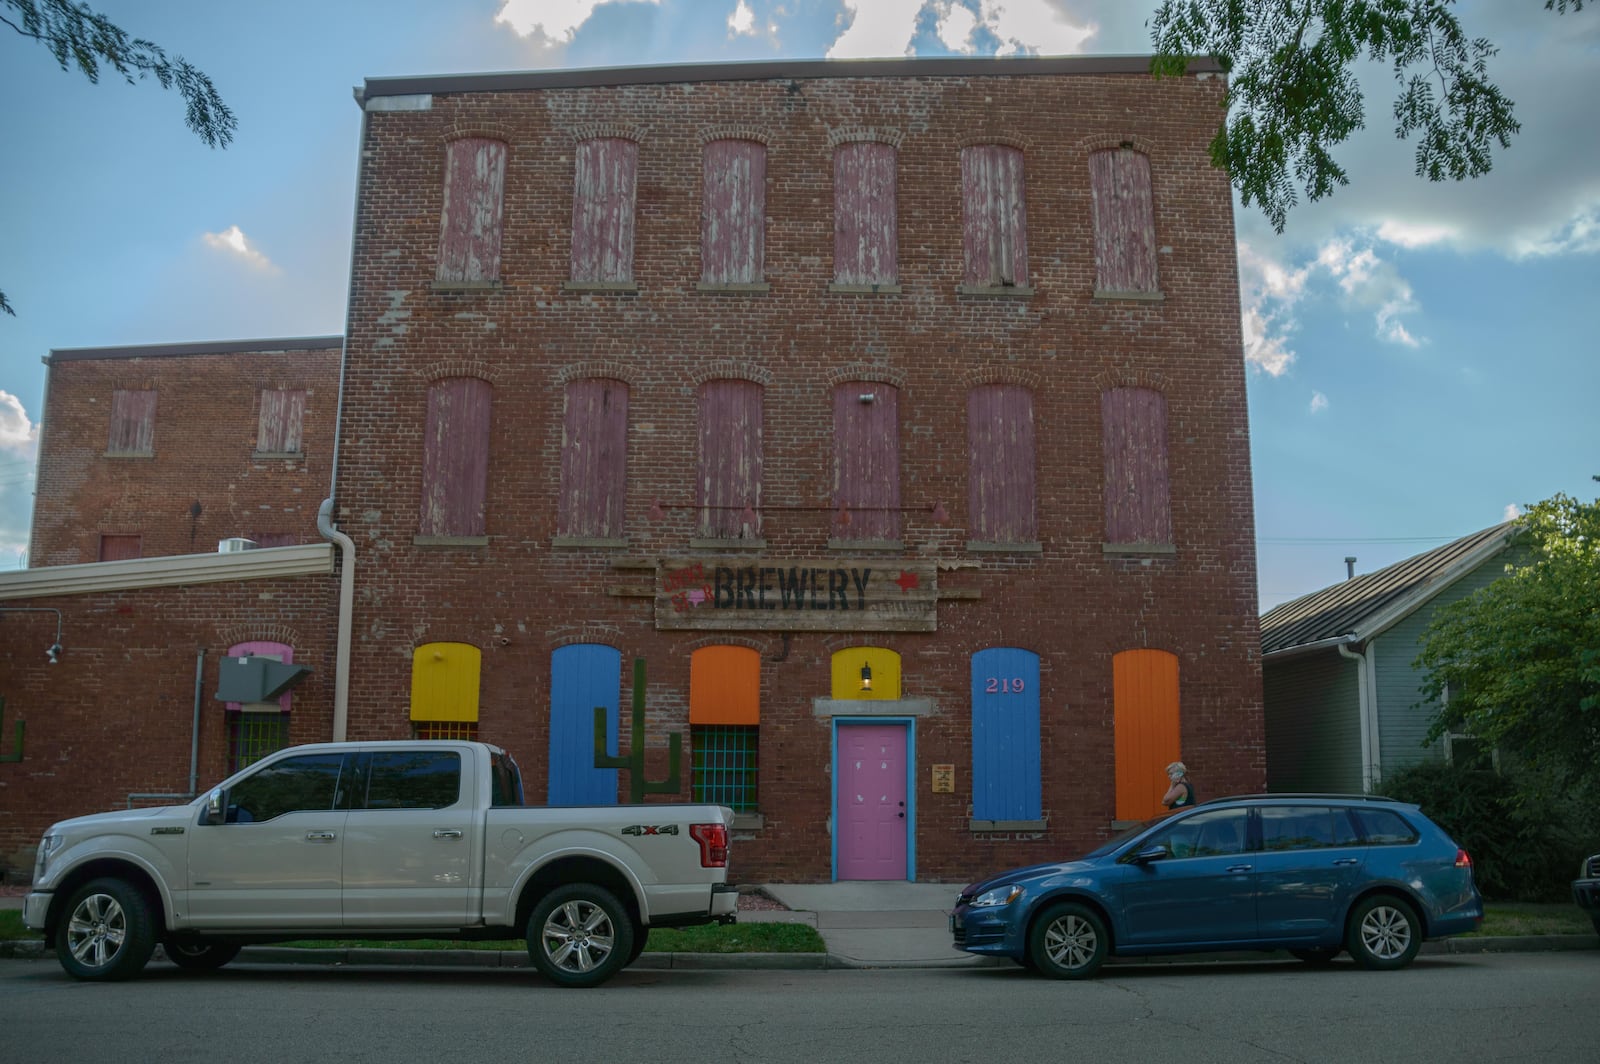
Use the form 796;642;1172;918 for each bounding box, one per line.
593;658;681;803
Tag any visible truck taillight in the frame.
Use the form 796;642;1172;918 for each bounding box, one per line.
690;823;728;868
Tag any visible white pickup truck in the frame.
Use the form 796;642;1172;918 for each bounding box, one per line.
23;740;738;987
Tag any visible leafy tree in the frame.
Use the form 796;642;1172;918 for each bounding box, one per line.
1;0;237;316
1151;0;1588;233
1414;485;1600;815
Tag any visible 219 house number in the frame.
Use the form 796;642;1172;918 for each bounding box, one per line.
983;677;1027;694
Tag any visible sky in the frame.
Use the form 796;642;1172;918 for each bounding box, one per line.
0;0;1594;610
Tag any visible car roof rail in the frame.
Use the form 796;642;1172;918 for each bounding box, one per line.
1202;792;1399;804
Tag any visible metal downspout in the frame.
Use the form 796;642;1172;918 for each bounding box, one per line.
189;648;204;794
1338;643;1378;792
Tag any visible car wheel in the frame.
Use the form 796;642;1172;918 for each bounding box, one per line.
1289;947;1340;965
527;884;636;988
1027;902;1108;980
1346;894;1421;970
56;877;158;982
162;938;242;971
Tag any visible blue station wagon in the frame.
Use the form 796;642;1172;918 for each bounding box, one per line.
951;794;1482;978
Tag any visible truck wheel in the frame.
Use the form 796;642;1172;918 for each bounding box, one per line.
527;884;636;988
56;877;158;982
163;938;242;971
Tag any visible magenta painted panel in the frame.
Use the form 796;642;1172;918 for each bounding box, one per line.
967;385;1037;543
1102;387;1173;544
437;138;507;282
833;383;900;541
1090;149;1159;293
107;389;156;454
419;378;492;537
226;640;294;713
837;723;908;880
701;140;766;284
571;138;637;282
257;389;306;453
697;380;763;538
558;379;629;538
834;142;898;285
960;145;1028;286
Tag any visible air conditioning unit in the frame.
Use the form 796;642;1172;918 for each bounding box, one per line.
217;537;259;553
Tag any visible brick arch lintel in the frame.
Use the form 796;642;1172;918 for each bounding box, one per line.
1077;133;1157;156
961;366;1044;391
699;126;772;147
1092;366;1171;392
554;360;639;387
685;636;767;656
567;124;647;144
826;363;906;390
216;626;301;651
419;360;499;384
821;637;901;655
689;362;775;387
547;626;627;652
826;127;905;150
437;126;514;148
957;132;1034;152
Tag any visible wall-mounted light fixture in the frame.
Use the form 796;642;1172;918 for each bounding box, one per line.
0;607;64;668
859;662;873;692
46;643;62;665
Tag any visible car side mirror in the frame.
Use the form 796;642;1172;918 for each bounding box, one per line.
1129;845;1169;865
203;788;224;825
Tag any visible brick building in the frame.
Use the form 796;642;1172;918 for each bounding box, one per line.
1;55;1264;884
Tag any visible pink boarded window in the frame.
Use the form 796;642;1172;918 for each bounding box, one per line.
571;138;637;283
967;385;1038;544
420;378;492;537
833;383;900;542
558;379;629;539
108;389;156;455
1102;387;1173;545
961;145;1028;287
226;640;296;714
98;534;142;561
437;138;507;283
697;380;763;539
834;142;898;285
1090;149;1159;294
702;140;766;284
257;389;306;454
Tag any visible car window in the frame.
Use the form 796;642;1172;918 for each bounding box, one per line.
1258;805;1362;851
227;753;347;823
1145;808;1250;859
1352;807;1420;845
363;750;462;810
490;751;524;808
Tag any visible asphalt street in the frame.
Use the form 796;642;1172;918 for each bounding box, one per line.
2;950;1596;1064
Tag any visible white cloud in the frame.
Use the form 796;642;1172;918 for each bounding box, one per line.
728;0;755;38
828;0;925;58
1310;391;1328;414
1315;238;1424;348
1503;503;1523;522
1375;220;1457;249
0;391;37;457
1236;241;1309;376
202;225;278;273
936;2;979;52
975;0;1095;56
494;0;660;46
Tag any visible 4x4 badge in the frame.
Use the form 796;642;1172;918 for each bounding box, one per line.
620;824;678;837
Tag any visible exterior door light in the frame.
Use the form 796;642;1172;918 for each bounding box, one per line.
859;663;873;692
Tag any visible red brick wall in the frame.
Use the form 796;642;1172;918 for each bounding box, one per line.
335;64;1265;882
30;342;340;566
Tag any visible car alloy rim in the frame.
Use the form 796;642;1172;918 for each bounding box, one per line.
542;899;616;973
66;892;126;968
1044;914;1097;969
1359;905;1411;959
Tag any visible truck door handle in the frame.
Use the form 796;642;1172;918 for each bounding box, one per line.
433;829;463;839
305;831;337;841
1226;864;1253;873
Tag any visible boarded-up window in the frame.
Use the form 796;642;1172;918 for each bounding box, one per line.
250;532;299;548
226;640;296;715
1090;149;1159;294
107;389;156;455
257;389;306;454
549;643;620;806
410;642;482;724
831;646;902;700
961;145;1028;287
1113;648;1181;821
1102;387;1172;545
697;380;763;538
833;383;900;542
420;378;492;537
967;385;1037;544
690;647;760;812
702;139;765;284
98;534;142;561
558;379;628;539
690;646;760;724
834;141;897;285
971;648;1042;821
571;137;637;283
437;138;507;283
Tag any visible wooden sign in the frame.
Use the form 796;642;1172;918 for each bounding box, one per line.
931;764;955;793
656;558;938;632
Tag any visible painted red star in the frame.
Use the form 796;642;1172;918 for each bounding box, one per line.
895;570;919;593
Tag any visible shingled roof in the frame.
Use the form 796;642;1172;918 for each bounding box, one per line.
1260;523;1519;658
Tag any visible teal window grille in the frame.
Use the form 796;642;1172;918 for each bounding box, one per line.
692;724;758;812
228;712;290;773
414;720;480;741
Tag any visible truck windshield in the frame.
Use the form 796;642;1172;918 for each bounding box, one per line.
490;751;525;807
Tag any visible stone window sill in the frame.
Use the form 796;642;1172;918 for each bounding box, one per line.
696;281;770;294
1102;542;1176;555
828;282;902;294
967;540;1042;553
688;537;768;550
826;538;904;551
969;819;1048;832
957;284;1034;299
431;280;502;292
413;535;489;548
552;535;629;549
103;451;154;459
731;812;765;831
253;451;305;461
563;280;638;293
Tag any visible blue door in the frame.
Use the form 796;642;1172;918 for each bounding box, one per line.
549;644;620;806
970;648;1041;821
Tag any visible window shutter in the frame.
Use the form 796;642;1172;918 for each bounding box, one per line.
420;378;492;537
571;138;638;282
971;648;1042;821
833;382;900;541
833;141;898;285
257;389;306;454
967;384;1037;544
557;379;629;538
437;138;507;282
108;389;156;455
961;145;1028;286
697;380;763;538
689;646;761;724
702;140;766;284
1102;387;1172;545
1090;149;1159;293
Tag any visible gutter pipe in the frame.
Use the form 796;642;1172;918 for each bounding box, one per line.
1338;642;1381;793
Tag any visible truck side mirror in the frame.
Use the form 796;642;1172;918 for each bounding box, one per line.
204;787;224;825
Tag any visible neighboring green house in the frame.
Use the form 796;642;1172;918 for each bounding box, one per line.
1260;522;1524;794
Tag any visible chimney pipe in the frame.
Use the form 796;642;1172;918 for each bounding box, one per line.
1345;556;1357;580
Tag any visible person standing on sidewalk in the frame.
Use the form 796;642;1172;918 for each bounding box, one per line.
1162;761;1195;809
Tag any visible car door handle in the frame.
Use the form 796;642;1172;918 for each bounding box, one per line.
305;831;337;842
1226;864;1253;873
1332;858;1360;866
433;829;463;839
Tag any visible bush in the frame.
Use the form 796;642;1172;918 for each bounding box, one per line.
1380;760;1582;901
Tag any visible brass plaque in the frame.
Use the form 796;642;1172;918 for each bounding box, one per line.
931;764;955;793
656;558;937;632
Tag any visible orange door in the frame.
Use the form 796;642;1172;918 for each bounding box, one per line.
1113;649;1180;821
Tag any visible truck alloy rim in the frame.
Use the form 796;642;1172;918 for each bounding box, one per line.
542;898;617;972
66;892;127;967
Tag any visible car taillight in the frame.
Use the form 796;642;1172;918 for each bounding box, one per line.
690;823;729;868
1455;848;1472;869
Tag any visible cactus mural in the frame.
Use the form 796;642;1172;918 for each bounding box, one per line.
593;658;681;803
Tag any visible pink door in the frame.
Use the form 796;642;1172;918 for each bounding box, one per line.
836;724;908;880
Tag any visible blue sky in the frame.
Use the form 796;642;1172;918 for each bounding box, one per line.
0;0;1594;609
